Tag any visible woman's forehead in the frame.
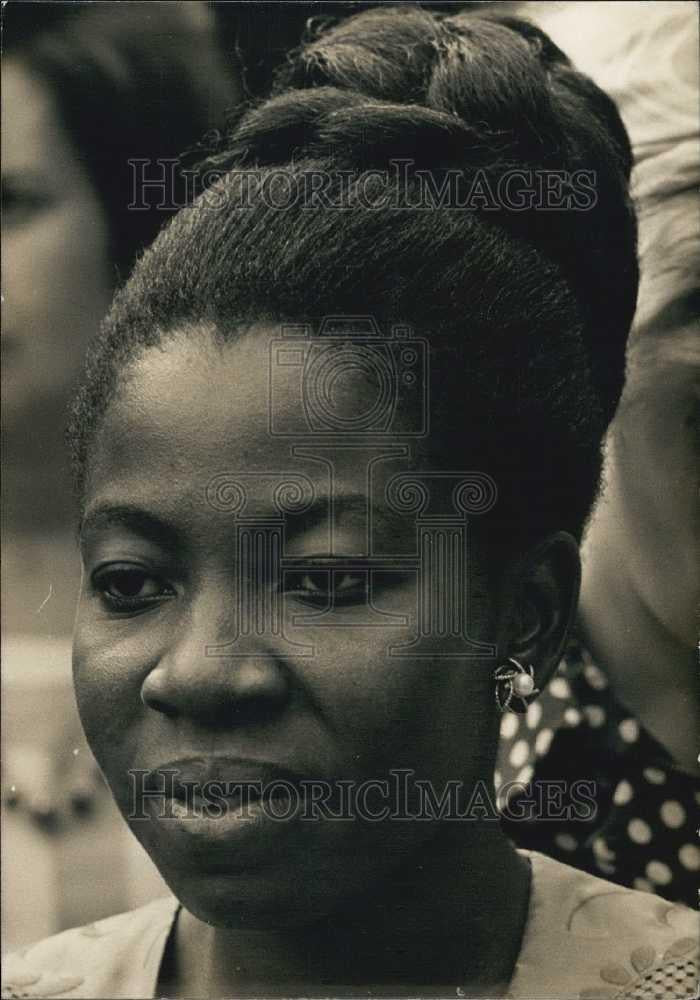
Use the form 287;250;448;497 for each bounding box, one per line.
104;322;420;449
95;334;288;475
87;324;423;511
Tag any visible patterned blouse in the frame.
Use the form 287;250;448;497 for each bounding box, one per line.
497;639;700;907
2;850;698;999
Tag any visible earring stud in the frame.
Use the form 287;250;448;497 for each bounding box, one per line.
494;657;539;713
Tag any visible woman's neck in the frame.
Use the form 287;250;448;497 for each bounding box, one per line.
162;823;531;997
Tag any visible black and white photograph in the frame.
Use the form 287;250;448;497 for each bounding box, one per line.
2;2;699;997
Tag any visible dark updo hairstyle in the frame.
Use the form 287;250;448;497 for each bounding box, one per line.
69;5;638;551
4;0;239;279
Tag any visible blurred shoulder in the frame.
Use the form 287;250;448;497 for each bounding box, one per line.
2;895;179;999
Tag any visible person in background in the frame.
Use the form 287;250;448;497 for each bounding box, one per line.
1;0;239;946
3;0;239;638
497;0;699;907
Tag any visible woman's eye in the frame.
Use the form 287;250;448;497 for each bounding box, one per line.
335;572;363;594
298;573;325;596
286;571;366;605
93;567;172;611
2;184;53;228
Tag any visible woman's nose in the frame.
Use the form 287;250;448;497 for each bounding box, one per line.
140;597;291;726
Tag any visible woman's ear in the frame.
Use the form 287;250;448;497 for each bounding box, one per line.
498;532;581;693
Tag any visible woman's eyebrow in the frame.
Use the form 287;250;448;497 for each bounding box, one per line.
79;504;183;550
79;496;410;549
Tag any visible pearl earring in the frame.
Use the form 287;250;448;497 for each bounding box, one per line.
494;657;539;714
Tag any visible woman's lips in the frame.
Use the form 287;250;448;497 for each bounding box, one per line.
145;755;308;801
140;756;313;845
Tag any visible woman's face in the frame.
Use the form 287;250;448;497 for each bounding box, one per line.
73;326;499;930
1;58;113;438
585;312;699;648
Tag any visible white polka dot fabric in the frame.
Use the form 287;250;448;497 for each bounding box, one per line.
497;638;699;906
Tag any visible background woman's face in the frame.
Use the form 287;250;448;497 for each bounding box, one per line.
73;326;498;929
1;58;113;437
586;318;699;648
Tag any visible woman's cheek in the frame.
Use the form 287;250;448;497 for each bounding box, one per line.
72;616;155;762
306;631;466;776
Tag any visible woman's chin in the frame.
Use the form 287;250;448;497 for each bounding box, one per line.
168;869;337;931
